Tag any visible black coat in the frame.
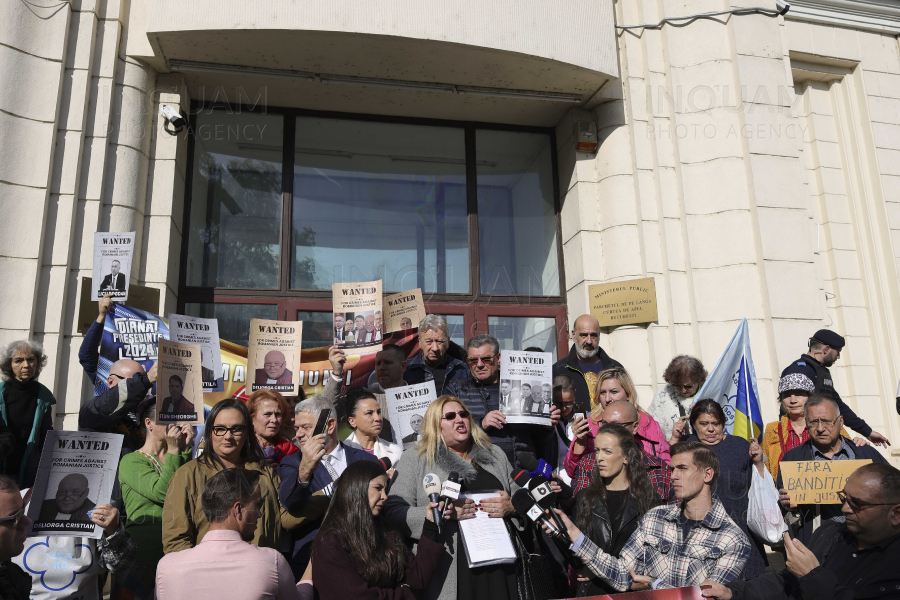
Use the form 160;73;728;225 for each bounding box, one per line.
551;344;623;412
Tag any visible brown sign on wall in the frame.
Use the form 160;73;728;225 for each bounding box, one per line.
589;277;658;327
77;277;160;334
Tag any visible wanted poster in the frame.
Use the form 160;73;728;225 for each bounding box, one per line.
168;313;224;392
156;339;204;424
91;232;135;301
27;431;124;539
333;280;384;354
386;381;437;450
500;350;553;426
384;288;426;333
248;318;303;394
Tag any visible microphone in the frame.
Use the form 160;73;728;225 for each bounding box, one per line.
378;456;393;472
511;489;566;541
517;452;553;480
527;476;570;542
511;469;533;488
423;473;443;534
440;471;461;503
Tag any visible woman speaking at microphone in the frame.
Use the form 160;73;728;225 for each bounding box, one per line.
312;460;446;599
383;396;519;600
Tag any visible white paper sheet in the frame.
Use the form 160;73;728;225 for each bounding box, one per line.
457;492;517;568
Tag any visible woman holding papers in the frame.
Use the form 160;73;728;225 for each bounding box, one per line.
572;424;662;596
384;395;519;600
248;389;300;464
341;388;402;468
312;460;446;599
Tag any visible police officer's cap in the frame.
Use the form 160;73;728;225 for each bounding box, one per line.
811;329;845;349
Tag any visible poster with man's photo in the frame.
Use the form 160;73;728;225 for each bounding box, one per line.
333;280;384;355
384;288;426;333
91;231;135;301
27;431;124;539
97;303;169;396
156;339;204;424
248;318;303;394
168;313;225;392
385;380;437;450
500;350;553;426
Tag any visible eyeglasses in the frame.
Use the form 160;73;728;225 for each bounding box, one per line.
806;417;840;428
212;425;247;436
0;507;25;528
837;490;897;513
57;489;86;499
109;373;125;381
466;356;495;366
555;401;576;408
442;410;470;421
597;419;637;427
673;382;697;392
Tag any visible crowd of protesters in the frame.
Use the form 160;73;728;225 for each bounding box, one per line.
0;310;896;600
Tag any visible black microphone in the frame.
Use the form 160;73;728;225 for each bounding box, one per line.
511;489;566;540
423;473;443;534
378;456;393;472
527;476;570;543
517;452;573;501
440;471;461;504
511;469;533;488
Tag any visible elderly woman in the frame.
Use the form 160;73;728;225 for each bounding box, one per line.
383;395;519;600
162;398;284;553
0;340;56;488
647;355;707;443
341;387;402;467
248;389;299;464
761;372;865;482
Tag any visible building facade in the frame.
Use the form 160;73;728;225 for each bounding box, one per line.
3;0;899;461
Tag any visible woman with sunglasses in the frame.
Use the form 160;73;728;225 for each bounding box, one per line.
162;399;284;553
384;396;519;600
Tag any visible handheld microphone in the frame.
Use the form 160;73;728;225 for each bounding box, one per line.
511;469;533;488
511;489;566;540
378;456;393;472
440;471;461;503
527;476;570;542
517;452;553;480
423;474;443;534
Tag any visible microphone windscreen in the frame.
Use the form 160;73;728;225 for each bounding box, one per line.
516;452;539;472
379;457;393;471
511;489;538;515
447;471;460;483
423;473;441;496
511;469;532;487
526;475;549;489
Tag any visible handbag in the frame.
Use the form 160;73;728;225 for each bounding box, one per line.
747;465;789;544
513;525;556;600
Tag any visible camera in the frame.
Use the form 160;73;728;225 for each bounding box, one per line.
160;104;186;134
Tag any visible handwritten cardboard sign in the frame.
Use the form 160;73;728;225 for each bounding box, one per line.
780;459;872;504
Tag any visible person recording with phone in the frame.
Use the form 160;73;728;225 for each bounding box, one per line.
312;460;448;600
384;396;519;600
278;396;378;579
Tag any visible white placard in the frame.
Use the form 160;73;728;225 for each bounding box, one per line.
385;381;437;450
457;492;517;568
168;313;224;392
91;232;135;301
500;350;553;426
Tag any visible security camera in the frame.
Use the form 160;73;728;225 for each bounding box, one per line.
160;104;186;135
775;0;790;15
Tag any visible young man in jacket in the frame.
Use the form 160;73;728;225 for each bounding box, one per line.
551;315;623;412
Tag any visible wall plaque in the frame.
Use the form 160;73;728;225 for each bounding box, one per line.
589;277;658;327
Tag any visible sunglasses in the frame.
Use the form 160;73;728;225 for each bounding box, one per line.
212;425;247;437
442;410;470;421
837;490;897;513
597;419;637;427
466;356;495;366
0;507;25;528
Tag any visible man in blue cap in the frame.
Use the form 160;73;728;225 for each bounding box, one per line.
781;329;890;447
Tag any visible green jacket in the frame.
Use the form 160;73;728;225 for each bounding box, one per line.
0;380;55;488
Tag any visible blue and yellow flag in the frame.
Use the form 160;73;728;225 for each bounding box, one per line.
694;318;763;441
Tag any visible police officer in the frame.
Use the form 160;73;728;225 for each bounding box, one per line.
781;329;891;447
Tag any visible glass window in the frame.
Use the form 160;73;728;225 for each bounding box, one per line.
291;117;469;293
297;311;337;349
443;315;466;348
488;316;558;361
186;111;284;289
184;302;278;347
477;130;559;297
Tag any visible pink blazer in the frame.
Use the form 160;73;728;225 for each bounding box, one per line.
564;410;671;476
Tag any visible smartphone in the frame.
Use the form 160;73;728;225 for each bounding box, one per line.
312;409;330;437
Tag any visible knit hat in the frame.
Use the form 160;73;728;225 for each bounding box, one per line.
778;372;815;395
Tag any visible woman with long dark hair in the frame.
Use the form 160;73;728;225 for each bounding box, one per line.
161;398;284;553
313;460;445;599
572;424;661;596
341;388;402;467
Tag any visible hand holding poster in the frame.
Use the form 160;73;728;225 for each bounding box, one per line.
168;313;224;392
500;350;553;426
248;318;303;395
386;381;437;450
27;431;124;539
333;280;383;355
91;232;135;301
384;288;426;333
157;339;204;424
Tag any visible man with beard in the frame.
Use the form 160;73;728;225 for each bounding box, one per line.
781;329;890;447
552;314;623;412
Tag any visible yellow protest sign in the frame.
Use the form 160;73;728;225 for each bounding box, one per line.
780;459;872;504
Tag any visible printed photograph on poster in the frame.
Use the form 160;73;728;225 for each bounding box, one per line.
91;232;135;301
27;431;124;539
500;350;553;426
384;288;426;333
97;304;169;397
248;318;303;395
333;280;383;354
385;380;437;450
156;339;204;424
168;313;224;392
